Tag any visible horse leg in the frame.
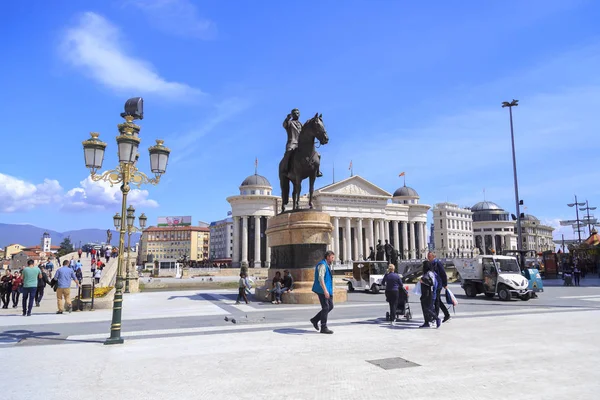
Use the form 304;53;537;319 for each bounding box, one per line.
293;179;302;210
280;176;289;213
308;175;316;209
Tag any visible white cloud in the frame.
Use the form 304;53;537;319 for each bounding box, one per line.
63;176;159;211
60;12;202;98
0;173;63;212
126;0;216;39
0;173;158;213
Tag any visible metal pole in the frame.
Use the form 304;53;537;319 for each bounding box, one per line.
105;164;129;345
508;105;524;269
575;195;582;243
125;229;131;294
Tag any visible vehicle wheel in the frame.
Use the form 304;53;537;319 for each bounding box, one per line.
498;287;511;301
386;312;390;321
347;282;355;292
371;284;380;294
464;284;477;298
520;292;531;301
484;293;495;298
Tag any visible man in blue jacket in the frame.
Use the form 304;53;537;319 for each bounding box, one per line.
310;251;335;334
427;252;451;323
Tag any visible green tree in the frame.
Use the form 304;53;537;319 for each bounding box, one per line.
57;236;74;257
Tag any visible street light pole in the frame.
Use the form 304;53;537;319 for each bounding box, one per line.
567;195;586;244
579;200;596;237
82;97;170;345
125;206;146;294
502;99;524;269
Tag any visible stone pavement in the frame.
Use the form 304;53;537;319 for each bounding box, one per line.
2;285;600;399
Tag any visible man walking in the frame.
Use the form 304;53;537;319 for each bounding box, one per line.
427;252;451;323
54;260;80;314
21;260;41;316
35;263;51;307
310;251;335;334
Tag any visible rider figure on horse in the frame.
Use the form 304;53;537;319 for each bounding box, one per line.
282;108;323;177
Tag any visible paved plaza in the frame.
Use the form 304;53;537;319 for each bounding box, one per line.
1;280;600;400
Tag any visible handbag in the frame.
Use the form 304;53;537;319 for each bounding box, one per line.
413;281;422;296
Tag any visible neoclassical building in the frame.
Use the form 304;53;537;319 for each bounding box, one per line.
520;214;555;252
432;202;475;257
472;201;518;254
227;174;431;267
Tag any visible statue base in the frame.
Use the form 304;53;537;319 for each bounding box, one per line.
256;210;347;304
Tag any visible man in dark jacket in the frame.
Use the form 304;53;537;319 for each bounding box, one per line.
427;252;451;323
35;263;52;307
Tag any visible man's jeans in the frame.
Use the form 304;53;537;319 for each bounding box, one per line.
312;293;334;328
435;288;450;319
35;286;45;305
22;287;37;315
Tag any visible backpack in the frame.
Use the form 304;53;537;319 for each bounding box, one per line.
75;268;83;280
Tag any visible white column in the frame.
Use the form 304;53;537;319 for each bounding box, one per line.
384;220;390;242
366;218;374;257
491;234;496;253
265;217;271;268
356;218;364;260
333;217;340;259
241;216;248;265
353;224;359;261
409;222;416;259
254;216;262;268
393;220;400;253
345;217;352;263
417;221;423;259
422;222;428;255
232;216;240;264
379;220;385;244
401;221;408;259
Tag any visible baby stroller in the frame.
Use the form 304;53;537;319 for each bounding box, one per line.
563;272;573;286
385;285;412;322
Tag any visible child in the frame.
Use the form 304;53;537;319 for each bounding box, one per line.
235;273;250;304
94;269;102;284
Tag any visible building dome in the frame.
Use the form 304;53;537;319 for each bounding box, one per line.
240;174;271;188
471;201;509;222
393;185;419;197
471;201;502;211
522;214;539;222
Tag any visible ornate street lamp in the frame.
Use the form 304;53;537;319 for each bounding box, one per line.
82;97;170;345
124;206;146;293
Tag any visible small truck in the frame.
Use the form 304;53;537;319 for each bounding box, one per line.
343;261;388;293
452;255;532;301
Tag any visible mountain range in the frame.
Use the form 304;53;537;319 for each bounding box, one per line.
0;223;141;249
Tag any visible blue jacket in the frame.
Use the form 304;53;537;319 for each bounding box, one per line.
312;259;333;295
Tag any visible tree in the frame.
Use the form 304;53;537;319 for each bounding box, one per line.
57;236;74;257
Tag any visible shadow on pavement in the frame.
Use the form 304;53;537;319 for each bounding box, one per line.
273;328;318;335
0;329;103;345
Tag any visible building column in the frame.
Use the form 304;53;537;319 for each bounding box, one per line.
353;225;359;261
232;216;240;264
241;216;248;265
333;217;340;259
379;220;385;244
393;220;400;253
254;216;262;268
356;218;364;260
345;217;352;263
402;221;408;259
384;220;390;242
481;235;486;254
491;234;496;254
417;221;423;259
366;218;374;257
409;222;416;259
422;222;428;254
265;217;271;268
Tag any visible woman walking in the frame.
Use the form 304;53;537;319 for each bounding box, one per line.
382;264;403;325
419;261;440;328
11;271;23;308
235;273;250;304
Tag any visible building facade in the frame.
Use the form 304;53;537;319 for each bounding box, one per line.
471;201;517;255
141;226;210;268
209;217;234;262
41;232;51;252
4;244;25;260
432;202;474;258
227;174;431;267
521;214;555;252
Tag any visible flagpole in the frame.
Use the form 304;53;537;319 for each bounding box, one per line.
332;162;335;184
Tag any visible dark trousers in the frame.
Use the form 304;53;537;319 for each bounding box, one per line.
420;294;436;323
236;288;248;303
12;290;20;307
574;273;581;286
312;293;334;329
435;288;450;319
1;290;10;308
386;290;399;321
35;286;45;305
22;287;37;315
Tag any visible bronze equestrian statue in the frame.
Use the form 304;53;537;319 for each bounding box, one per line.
279;110;328;212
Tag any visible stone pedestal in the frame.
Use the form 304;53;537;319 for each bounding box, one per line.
182;267;190;278
256;210;347;304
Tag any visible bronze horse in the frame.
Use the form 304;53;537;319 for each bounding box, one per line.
279;113;328;212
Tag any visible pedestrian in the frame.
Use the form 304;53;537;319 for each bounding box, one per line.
574;265;581;286
235;272;250;304
45;258;54;278
105;251;110;264
1;269;13;309
35;263;51;307
11;270;23;308
21;260;41;316
419;260;439;328
309;250;336;334
54;260;80;314
269;271;283;304
427;252;451;323
78;248;83;259
94;269;102;284
86;249;90;258
382;264;403;325
91;248;97;260
91;260;96;280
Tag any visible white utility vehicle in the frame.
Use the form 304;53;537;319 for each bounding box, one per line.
452;255;532;301
343;261;388;293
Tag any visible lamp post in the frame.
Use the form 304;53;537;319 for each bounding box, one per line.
125;206;147;294
579;200;596;237
567;195;586;244
82;97;170;345
502;99;525;269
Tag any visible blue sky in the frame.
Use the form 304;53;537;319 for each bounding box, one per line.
0;0;599;240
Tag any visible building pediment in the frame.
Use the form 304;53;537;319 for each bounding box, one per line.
314;175;392;198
